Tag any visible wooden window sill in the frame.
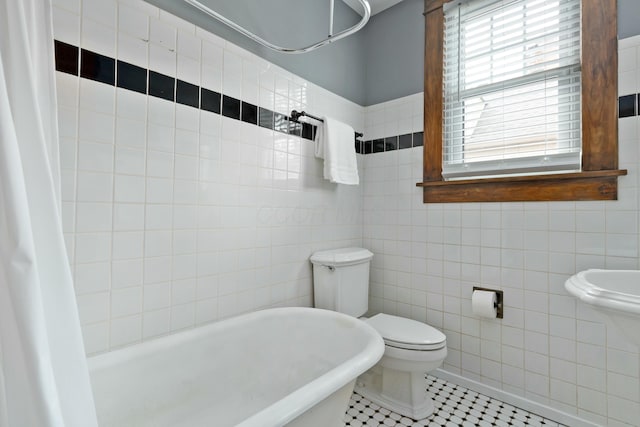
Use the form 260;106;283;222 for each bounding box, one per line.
416;169;628;203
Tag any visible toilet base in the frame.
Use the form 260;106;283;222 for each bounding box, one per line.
354;367;435;420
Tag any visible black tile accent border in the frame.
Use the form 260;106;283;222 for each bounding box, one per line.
274;113;288;133
52;41;355;150
364;140;373;154
54;42;365;148
222;95;241;120
241;101;258;125
148;71;175;102
176;79;199;108
413;131;424;147
55;41;325;143
363;131;424;154
399;133;413;149
201;88;221;114
80;49;115;85
619;94;637;118
258;107;274;130
55;41;640;157
117;61;146;94
288;120;302;137
301;122;313;140
54;40;79;75
385;136;398;151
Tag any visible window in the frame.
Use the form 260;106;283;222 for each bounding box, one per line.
420;0;626;203
443;0;581;180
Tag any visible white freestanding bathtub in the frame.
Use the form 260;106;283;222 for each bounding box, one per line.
88;307;384;427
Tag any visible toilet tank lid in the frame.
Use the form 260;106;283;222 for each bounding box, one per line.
366;313;446;347
310;247;373;266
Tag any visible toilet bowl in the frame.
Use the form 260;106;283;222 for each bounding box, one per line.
355;313;447;419
310;248;448;420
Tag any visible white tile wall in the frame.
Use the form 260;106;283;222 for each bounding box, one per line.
361;37;640;426
54;0;365;354
53;0;640;423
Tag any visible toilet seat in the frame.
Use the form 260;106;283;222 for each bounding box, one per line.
365;314;446;351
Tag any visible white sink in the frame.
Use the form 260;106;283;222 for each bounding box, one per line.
565;269;640;347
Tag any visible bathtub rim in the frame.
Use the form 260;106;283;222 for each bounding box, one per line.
238;308;385;427
87;307;385;427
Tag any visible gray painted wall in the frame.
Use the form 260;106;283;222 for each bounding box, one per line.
145;0;368;104
148;0;640;106
362;0;640;105
362;0;423;105
619;0;640;39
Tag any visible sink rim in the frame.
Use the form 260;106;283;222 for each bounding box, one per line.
565;269;640;315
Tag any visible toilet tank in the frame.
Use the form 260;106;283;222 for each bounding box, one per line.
310;248;374;317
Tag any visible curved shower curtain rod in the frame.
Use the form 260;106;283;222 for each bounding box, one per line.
183;0;372;54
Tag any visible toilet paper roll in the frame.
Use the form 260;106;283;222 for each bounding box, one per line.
472;290;497;319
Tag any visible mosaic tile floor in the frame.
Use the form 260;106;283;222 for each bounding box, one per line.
344;375;567;427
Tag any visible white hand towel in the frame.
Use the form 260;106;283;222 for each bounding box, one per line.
314;116;359;185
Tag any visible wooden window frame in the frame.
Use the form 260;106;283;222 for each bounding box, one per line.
418;0;627;203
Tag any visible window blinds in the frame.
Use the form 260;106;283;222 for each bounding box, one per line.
442;0;581;180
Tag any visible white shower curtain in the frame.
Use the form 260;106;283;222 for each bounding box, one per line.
0;0;98;426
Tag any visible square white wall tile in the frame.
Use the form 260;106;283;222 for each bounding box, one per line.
118;3;149;39
53;6;81;45
110;315;142;347
57;5;640;425
81;19;116;57
117;33;149;68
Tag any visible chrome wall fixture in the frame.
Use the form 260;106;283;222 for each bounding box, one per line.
183;0;371;54
291;110;364;138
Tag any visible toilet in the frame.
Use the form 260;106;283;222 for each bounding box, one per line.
310;247;447;420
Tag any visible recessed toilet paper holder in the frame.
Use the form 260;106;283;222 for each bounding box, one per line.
473;287;504;319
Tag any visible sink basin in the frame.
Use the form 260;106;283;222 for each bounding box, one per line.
565;269;640;347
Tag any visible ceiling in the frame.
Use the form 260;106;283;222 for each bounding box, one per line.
342;0;405;16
